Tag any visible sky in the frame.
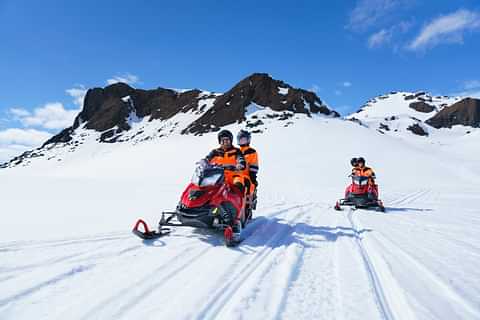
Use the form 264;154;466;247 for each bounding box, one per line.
1;0;480;161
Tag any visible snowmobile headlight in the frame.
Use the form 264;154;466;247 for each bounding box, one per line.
200;173;222;187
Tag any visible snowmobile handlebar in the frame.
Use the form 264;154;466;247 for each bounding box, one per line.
221;164;239;171
197;160;242;172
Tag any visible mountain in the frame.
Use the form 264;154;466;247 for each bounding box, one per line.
1;107;479;319
426;97;480;128
2;75;480;170
50;72;338;143
1;75;480;319
346;91;480;138
1;73;338;168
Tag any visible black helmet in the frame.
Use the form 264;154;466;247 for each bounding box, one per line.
217;129;233;143
237;129;251;146
350;157;358;166
357;157;366;164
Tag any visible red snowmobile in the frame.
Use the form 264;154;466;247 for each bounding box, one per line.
334;175;385;212
132;162;249;246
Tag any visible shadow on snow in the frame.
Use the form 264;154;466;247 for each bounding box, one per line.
149;216;373;251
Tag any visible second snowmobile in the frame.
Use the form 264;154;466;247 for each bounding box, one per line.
334;175;385;212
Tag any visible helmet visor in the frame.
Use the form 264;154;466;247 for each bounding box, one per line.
238;136;250;145
220;137;232;145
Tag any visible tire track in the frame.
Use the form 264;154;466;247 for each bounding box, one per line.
194;204;314;320
79;243;211;320
368;228;480;319
278;205;343;320
345;209;395;320
0;232;130;251
0;264;95;309
386;189;431;207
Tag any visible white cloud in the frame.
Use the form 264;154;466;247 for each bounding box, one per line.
368;29;392;48
106;73;139;85
335;90;342;96
9;108;30;117
452;80;480;98
343;81;352;88
348;0;403;31
0;146;28;163
11;103;79;130
408;9;480;51
66;85;87;107
367;21;413;49
0;128;52;163
0;128;52;146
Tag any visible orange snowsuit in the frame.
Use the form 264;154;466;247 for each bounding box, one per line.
240;145;259;195
205;146;246;188
352;166;376;185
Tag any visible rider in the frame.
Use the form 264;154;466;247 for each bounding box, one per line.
205;129;246;241
351;157;378;198
237;129;259;217
205;129;246;192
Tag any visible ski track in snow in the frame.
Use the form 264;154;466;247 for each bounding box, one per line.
355;216;480;319
193;203;314;320
1;191;479;320
345;209;413;320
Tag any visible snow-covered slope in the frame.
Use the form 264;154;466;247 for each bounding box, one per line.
346;91;480;141
1;73;337;169
1;114;480;319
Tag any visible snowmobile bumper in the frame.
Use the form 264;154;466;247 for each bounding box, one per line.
159;206;229;229
132;219;171;240
335;196;385;211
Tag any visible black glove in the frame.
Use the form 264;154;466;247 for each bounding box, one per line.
250;172;258;186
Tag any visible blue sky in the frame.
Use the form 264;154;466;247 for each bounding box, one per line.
1;0;480;160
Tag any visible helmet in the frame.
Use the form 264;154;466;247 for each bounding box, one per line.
350;157;358;166
217;130;233;143
237;129;251;146
357;157;366;164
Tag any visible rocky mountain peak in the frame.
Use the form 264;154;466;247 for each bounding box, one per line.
426;98;480;128
183;73;338;134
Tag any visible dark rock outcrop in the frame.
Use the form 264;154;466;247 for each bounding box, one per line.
407;123;428;136
44;73;339;145
47;84;209;143
409;101;435;113
426;98;480;128
182;73;338;134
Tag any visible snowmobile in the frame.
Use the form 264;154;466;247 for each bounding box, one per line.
132;162;250;246
334;175;385;212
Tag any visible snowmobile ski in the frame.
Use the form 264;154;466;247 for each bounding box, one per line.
132;219;171;240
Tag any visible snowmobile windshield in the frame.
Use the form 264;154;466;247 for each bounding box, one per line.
192;166;224;187
352;175;369;186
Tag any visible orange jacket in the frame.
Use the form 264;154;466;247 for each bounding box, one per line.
352;166;376;183
240;145;259;180
206;146;246;168
205;146;246;186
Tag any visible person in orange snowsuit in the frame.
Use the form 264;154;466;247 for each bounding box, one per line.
237;130;259;217
205;130;246;192
351;157;378;198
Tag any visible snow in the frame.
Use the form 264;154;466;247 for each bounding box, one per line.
1;113;480;319
278;87;289;95
345;91;474;143
245;102;265;116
